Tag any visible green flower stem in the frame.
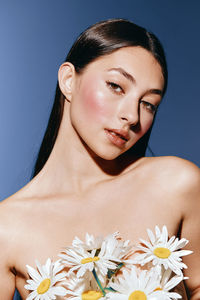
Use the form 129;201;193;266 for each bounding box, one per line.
105;287;116;292
117;263;124;270
108;263;124;279
92;269;106;297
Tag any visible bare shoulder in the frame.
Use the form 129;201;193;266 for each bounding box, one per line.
0;196;21;235
126;155;200;202
158;155;200;174
136;155;200;203
152;155;199;190
0;196;27;236
0;194;38;258
0;198;20;300
136;155;199;184
0;196;24;269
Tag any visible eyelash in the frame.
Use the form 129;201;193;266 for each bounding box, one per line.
106;81;157;114
140;100;157;114
106;81;124;94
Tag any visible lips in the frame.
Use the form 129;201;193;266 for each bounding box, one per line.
106;128;130;141
105;128;130;148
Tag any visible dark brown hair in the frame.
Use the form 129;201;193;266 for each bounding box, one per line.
31;18;168;178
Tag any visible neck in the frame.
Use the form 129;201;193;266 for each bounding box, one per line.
29;102;141;196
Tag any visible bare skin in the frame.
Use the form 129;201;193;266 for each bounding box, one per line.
0;47;200;299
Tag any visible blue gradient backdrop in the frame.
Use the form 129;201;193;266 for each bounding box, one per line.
0;1;200;203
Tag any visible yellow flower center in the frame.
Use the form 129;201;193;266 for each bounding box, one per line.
154;287;162;291
37;278;51;294
82;290;103;300
81;256;100;264
129;291;147;300
153;247;171;258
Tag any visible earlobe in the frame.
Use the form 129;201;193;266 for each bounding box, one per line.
58;62;75;102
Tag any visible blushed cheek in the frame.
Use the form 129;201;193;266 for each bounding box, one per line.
81;82;111;122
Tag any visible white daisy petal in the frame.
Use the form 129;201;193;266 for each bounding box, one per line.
25;259;67;299
52;260;65;275
109;265;161;299
26;290;38;300
165;275;183;291
176;238;189;249
135;225;192;275
174;249;193;257
24;283;37;291
167;235;176;247
162;225;168;244
139;238;153;249
50;286;67;295
26;265;42;282
107;293;127;299
147;228;156;244
155;226;161;239
35;260;47;278
167;292;182;299
52;272;67;284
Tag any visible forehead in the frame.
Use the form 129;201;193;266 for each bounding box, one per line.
81;46;164;90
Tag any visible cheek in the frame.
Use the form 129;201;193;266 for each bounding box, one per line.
80;79;111;122
140;112;154;133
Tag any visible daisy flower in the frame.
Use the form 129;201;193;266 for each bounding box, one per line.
64;272;106;300
107;265;161;300
59;233;131;280
98;233;134;279
59;245;117;281
72;232;133;261
72;232;118;251
153;268;184;299
24;258;67;299
134;225;193;275
101;232;134;263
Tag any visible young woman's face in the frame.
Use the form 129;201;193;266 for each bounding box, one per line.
70;46;164;160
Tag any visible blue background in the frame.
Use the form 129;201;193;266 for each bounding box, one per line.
0;0;200;204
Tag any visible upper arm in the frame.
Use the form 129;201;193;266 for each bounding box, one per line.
175;159;200;299
0;203;17;299
0;256;16;299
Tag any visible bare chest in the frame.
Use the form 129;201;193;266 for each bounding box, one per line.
18;178;180;264
15;176;182;297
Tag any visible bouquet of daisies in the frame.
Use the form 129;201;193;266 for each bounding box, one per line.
24;225;192;300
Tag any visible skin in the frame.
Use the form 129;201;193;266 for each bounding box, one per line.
0;46;200;299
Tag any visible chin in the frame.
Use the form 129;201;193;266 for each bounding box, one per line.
93;146;125;161
98;153;120;161
85;139;131;161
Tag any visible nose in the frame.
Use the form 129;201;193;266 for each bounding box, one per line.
118;97;140;127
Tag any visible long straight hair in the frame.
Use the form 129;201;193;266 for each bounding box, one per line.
31;18;168;178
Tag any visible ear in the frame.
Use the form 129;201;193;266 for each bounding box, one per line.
58;62;76;102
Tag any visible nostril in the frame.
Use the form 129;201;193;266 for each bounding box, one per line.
130;122;140;132
120;107;140;126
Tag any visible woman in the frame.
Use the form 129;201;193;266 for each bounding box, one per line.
0;19;199;299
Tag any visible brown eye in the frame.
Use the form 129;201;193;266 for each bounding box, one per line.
106;82;124;94
140;100;157;114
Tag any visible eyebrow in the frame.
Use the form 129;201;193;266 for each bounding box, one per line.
107;67;163;96
108;67;136;84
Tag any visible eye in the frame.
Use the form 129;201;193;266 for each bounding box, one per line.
106;81;124;94
140;100;158;114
